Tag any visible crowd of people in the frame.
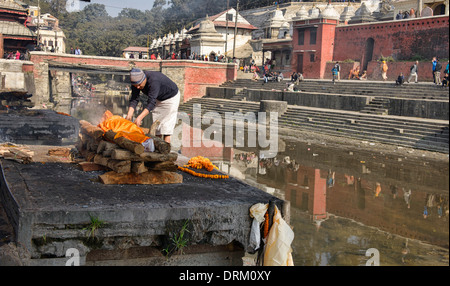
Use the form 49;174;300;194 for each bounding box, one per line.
329;57;448;87
395;8;418;20
393;57;449;87
69;47;83;55
2;50;27;60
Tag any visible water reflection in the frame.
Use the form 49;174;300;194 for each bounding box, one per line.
214;140;449;266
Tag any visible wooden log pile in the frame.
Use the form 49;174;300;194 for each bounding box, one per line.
0;91;34;110
77;120;182;185
0;143;34;164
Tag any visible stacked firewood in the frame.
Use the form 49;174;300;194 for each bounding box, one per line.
0;143;34;164
0;91;34;110
77;120;183;185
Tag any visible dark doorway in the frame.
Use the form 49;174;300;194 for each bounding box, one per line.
297;53;303;73
363;38;375;72
433;4;445;15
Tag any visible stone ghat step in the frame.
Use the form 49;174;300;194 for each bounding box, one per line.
188;105;449;145
183;97;448;132
178;98;449;153
222;80;449;98
278;114;449;144
180;99;449;144
231;78;448;92
278;121;449;154
221;83;450;99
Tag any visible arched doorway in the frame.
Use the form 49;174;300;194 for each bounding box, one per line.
363;38;375;72
433;4;446;15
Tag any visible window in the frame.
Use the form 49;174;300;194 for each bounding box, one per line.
310;28;317;45
298;29;304;45
310;53;315;62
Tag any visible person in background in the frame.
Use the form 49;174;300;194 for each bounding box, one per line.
395;72;405;85
381;61;388;81
331;65;338;84
407;61;419;83
432;57;437;83
434;58;442;85
334;61;341;81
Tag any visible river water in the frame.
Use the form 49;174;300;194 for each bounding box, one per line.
68;76;449;266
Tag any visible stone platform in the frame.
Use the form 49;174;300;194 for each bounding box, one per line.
0;150;285;266
0;109;80;145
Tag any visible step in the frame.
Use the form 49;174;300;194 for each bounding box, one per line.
181;99;449;143
277;120;449;153
278;115;449;144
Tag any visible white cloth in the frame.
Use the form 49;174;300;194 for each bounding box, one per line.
152;91;180;135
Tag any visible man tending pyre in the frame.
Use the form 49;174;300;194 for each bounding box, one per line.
126;68;180;144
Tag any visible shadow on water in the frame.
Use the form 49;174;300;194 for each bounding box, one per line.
68;74;449;266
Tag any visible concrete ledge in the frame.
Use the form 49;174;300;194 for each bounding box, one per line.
0;157;284;265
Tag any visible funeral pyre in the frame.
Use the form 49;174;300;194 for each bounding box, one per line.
76;115;183;185
0;90;34;111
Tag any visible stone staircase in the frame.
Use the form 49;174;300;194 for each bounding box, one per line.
178;97;449;154
220;79;450;100
360;97;390;115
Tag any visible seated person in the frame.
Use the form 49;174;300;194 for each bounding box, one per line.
360;70;367;80
291;72;298;82
442;73;449;87
252;71;259;81
396;72;405;85
348;68;360;80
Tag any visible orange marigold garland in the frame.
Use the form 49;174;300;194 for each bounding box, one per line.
178;156;229;179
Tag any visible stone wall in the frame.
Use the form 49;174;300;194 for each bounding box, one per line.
28;52;237;111
206;86;448;119
387;98;449;120
333;16;449;64
0;59;34;92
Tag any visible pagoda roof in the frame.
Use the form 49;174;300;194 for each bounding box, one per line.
0;20;35;38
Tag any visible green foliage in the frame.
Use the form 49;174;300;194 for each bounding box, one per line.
163;220;191;256
379;54;395;62
83;214;105;240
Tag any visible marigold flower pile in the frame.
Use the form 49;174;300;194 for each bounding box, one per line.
178;156;229;179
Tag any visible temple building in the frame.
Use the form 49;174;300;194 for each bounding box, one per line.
0;0;36;57
26;7;67;53
243;0;449;78
189;17;226;59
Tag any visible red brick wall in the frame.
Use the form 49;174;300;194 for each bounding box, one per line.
318;21;338;79
333;16;450;63
0;34;3;57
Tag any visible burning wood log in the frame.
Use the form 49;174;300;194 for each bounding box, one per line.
98;170;183;185
145;161;178;172
111;149;177;162
79;120;104;141
1;100;34;108
93;153;131;174
103;130;145;155
96;140;119;157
